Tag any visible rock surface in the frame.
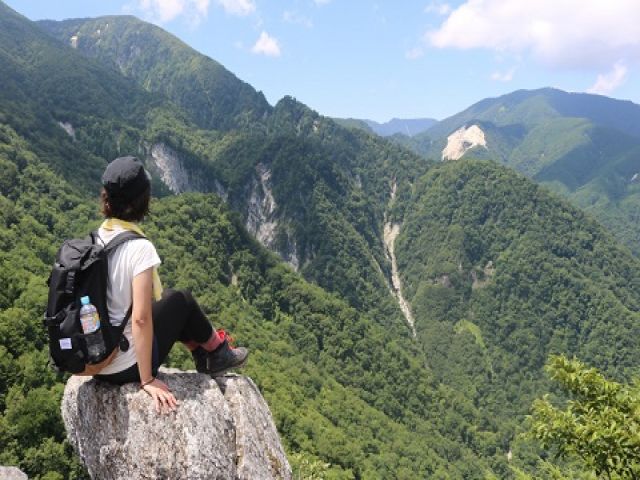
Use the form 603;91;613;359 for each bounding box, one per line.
442;124;487;160
148;142;227;200
62;368;291;480
0;466;28;479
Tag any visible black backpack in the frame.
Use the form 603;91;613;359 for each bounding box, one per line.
43;230;143;373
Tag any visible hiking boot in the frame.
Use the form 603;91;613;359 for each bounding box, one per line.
191;330;249;377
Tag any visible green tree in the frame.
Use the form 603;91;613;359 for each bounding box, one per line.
530;355;640;478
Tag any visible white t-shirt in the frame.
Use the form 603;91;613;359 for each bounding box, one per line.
96;225;161;375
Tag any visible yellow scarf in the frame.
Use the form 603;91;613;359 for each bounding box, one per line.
101;218;163;301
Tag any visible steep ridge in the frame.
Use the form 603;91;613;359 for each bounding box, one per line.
0;1;231;200
426;88;640;140
38;16;271;131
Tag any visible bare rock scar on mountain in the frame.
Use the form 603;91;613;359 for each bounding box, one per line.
442;125;487;161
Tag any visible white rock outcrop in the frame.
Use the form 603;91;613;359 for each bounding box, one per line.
442;125;487;161
62;368;291;480
57;121;75;139
383;222;416;337
382;181;416;337
150;143;192;194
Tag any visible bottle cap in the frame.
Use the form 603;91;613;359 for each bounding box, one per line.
80;296;90;305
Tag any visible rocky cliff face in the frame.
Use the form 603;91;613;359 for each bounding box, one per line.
245;163;299;270
148;142;227;200
62;368;291;480
246;163;278;247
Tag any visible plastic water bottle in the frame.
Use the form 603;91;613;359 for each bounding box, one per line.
79;296;106;360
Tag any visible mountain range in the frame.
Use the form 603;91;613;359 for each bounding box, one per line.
390;88;640;256
333;117;437;137
1;1;640;478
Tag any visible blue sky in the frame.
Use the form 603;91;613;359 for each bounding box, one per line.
7;0;640;121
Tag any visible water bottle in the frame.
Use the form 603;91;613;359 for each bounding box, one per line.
79;296;106;360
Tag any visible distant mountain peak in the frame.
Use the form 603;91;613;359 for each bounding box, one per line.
333;117;437;137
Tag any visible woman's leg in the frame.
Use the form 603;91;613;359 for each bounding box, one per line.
152;289;217;364
94;290;212;384
155;290;249;375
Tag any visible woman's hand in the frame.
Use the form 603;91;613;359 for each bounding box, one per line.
142;378;179;414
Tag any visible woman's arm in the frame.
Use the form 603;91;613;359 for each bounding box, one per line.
131;268;154;383
132;268;178;414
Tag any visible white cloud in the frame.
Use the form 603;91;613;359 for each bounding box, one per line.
193;0;209;15
216;0;255;16
588;62;628;95
424;1;451;16
314;0;332;5
135;0;210;23
405;47;424;60
490;67;516;82
251;31;281;57
427;0;640;69
283;10;313;28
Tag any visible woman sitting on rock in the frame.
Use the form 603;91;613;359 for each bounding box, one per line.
83;155;248;413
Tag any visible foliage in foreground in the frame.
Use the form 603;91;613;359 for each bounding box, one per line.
529;355;640;479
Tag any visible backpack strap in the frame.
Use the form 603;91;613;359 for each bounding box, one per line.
94;229;147;352
94;230;146;253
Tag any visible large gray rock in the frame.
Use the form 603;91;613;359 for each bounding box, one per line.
0;466;28;479
62;368;291;480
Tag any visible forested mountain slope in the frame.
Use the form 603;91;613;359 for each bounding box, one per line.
3;1;640;478
38;16;271;132
396;89;640;255
396;160;640;439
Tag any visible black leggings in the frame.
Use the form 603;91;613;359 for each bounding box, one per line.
95;289;214;385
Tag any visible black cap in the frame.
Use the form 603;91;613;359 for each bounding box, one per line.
101;156;150;202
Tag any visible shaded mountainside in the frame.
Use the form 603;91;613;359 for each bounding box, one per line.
0;1;155;190
401;88;640;255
